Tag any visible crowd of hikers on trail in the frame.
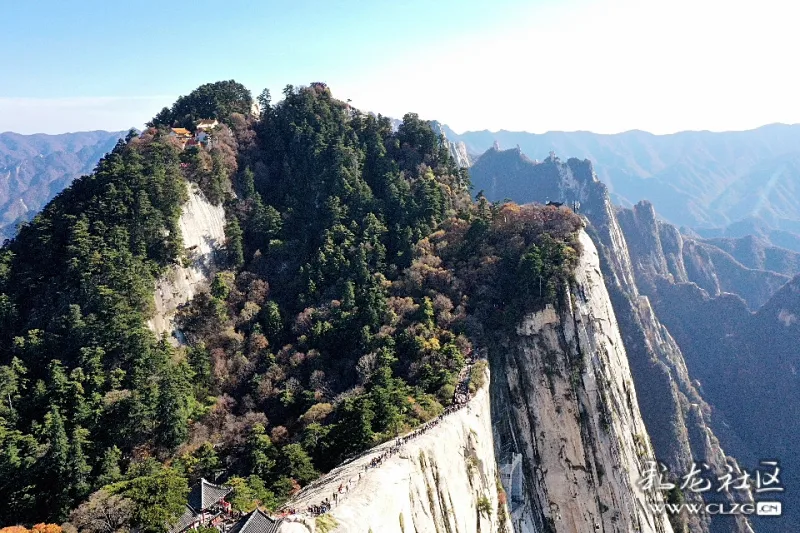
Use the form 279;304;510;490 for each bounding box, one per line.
278;358;481;520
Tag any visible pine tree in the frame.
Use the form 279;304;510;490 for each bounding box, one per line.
111;467;188;533
43;405;71;519
239;167;256;199
277;444;317;485
69;426;92;504
260;301;282;343
96;445;123;488
329;396;375;463
225;217;245;267
247;197;282;255
155;367;189;453
208;153;229;205
245;423;277;480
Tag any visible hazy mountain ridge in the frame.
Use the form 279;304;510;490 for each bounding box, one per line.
444;123;800;232
702;234;800;277
0;130;125;240
616;202;792;310
692;216;800;253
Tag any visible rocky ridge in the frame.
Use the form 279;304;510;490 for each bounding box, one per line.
467;148;754;533
277;366;510;533
491;231;675;533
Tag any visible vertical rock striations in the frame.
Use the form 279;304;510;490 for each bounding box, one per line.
432;121;472;169
492;231;674;533
147;183;226;340
563;166;754;533
278;367;511;533
469;150;753;532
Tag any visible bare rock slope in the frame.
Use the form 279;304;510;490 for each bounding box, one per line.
493;231;674;533
469;150;753;532
279;367;510;533
148;183;226;339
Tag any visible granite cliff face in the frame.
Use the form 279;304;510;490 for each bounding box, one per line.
148;183;226;340
432;121;471;169
469;149;754;533
491;231;674;533
278;367;511;533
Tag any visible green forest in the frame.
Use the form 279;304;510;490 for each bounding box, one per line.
0;80;582;531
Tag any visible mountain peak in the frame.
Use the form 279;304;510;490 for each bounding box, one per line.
470;145;601;205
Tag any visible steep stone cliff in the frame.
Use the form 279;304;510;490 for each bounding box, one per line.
563;172;753;533
148;183;226;340
469;150;753;533
491;231;674;533
273;227;685;533
432;121;471;168
278;367;510;533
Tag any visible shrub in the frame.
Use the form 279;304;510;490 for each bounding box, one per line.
477;495;493;517
469;360;489;392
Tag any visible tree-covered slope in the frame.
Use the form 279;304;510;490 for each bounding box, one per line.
0;131;190;524
0;82;583;531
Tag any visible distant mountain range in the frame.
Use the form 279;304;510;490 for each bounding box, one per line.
440;122;800;233
0;130;125;240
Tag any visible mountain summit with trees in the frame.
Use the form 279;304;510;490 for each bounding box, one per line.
0;80;582;531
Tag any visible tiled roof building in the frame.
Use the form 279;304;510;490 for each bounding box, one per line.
168;478;233;533
228;509;282;533
170;505;201;533
189;478;233;511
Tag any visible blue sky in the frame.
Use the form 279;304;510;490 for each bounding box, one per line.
2;0;799;135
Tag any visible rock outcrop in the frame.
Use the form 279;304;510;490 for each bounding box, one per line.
432;121;471;168
492;231;674;533
617;201;791;310
469;150;754;532
148;183;226;340
278;367;510;533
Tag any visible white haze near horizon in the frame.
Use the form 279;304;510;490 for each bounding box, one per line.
3;0;799;136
